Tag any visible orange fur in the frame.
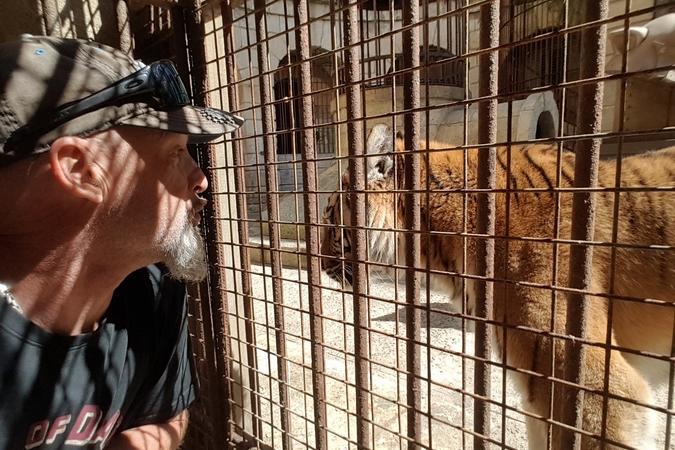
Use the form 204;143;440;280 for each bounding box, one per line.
321;125;674;450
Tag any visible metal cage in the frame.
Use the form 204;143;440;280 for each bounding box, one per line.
136;0;675;449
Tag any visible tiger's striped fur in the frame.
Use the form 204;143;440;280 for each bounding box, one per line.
320;124;675;450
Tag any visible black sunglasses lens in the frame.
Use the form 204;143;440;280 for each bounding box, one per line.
152;63;191;107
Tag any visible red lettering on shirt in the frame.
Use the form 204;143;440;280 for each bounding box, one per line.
45;415;71;444
25;420;49;449
65;405;102;445
24;406;122;448
91;411;121;446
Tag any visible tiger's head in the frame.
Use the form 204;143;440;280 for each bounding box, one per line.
320;124;403;285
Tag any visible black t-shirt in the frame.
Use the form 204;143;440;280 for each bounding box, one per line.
0;265;198;449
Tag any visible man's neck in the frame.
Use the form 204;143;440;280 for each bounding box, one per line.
0;156;150;335
0;233;142;335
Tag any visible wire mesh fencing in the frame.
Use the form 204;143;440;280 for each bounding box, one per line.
176;0;675;449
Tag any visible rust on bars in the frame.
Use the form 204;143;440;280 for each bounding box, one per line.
115;0;132;54
292;0;329;448
178;4;225;447
219;0;261;441
599;1;628;447
183;0;232;444
221;0;256;442
401;0;423;448
554;1;608;449
474;1;498;449
342;0;371;447
252;0;292;448
547;0;571;447
171;5;190;85
166;1;675;449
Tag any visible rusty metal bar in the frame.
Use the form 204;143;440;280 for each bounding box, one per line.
329;0;355;444
251;0;292;448
600;1;630;447
177;5;225;448
401;0;423;448
220;0;262;442
421;1;433;448
292;0;329;449
387;1;404;445
547;1;571;447
342;0;371;447
171;6;191;81
185;282;221;449
183;0;233;446
460;2;470;446
278;0;315;445
555;1;609;449
501;2;516;447
115;0;132;54
474;1;499;449
38;0;62;36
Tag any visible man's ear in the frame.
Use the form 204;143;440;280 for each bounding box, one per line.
49;136;105;204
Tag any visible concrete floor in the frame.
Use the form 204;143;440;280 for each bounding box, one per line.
228;264;672;450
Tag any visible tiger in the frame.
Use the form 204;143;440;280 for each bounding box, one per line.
320;124;675;450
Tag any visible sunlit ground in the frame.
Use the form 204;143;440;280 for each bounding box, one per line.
223;264;672;450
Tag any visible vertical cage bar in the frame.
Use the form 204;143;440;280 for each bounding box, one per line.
547;1;570;448
38;0;62;36
220;0;262;442
171;5;190;82
329;1;355;445
183;0;232;445
342;0;371;447
186;282;220;450
599;1;629;446
387;2;404;446
460;2;470;446
115;0;132;54
555;1;608;449
500;2;516;447
474;1;499;449
251;0;291;448
293;0;329;449
401;0;423;448
177;5;226;448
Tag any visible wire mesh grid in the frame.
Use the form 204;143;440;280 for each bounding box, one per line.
176;0;675;449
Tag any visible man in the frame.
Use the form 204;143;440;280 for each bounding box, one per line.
0;35;243;448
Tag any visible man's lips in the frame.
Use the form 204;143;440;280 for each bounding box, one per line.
191;197;207;225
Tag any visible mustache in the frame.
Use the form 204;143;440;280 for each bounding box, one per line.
188;197;208;226
193;197;207;213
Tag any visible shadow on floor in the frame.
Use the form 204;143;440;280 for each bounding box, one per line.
372;302;466;330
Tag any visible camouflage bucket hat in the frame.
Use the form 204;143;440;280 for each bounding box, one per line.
0;34;243;166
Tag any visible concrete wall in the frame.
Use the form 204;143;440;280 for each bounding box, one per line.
603;0;675;146
218;0;667;224
229;1;467;220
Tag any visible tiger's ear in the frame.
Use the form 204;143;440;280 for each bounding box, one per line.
366;124;395;180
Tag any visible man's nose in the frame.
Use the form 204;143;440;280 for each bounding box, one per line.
191;165;208;195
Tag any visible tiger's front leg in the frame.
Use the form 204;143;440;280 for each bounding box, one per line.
494;283;657;450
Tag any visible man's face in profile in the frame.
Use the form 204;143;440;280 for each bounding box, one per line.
103;127;209;282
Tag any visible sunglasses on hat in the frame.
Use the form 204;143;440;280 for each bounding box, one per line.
4;60;242;153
